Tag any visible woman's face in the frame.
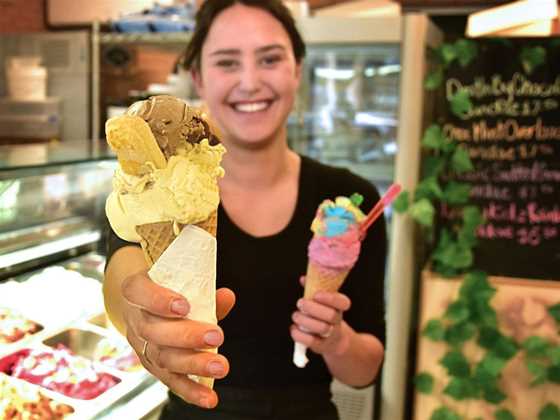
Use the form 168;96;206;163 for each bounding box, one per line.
192;4;302;150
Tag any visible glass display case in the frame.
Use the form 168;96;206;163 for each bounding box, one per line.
289;43;400;192
0;143;116;279
0;147;169;419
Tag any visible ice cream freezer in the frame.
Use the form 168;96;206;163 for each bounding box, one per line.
0;252;169;420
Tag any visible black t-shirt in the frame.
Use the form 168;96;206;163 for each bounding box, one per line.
106;155;387;388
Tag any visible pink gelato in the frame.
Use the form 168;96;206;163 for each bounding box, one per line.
307;195;365;276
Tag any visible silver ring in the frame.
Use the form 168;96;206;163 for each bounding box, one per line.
321;324;334;339
142;340;152;365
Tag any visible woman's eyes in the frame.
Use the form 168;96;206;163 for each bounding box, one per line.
213;55;283;70
260;55;282;67
215;59;239;70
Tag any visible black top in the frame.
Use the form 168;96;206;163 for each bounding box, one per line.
106;155;387;388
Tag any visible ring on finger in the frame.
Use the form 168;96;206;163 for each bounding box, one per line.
320;324;334;339
142;340;153;365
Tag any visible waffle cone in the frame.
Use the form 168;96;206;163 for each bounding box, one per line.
135;210;218;268
304;261;350;299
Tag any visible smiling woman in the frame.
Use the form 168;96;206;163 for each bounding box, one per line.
103;1;387;419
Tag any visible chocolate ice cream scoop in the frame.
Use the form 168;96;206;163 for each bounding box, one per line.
126;95;219;158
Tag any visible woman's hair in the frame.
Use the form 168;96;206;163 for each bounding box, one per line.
183;0;306;70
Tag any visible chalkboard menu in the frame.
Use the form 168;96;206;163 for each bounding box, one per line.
439;40;560;280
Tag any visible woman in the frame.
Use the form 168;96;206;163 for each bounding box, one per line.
103;1;386;419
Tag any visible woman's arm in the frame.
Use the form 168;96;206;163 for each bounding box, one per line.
322;322;384;387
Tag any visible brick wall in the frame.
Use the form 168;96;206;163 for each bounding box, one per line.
0;0;46;33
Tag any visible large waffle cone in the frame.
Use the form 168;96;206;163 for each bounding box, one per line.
304;261;350;299
135;210;218;268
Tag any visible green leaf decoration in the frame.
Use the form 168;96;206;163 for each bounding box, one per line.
445;300;470;323
415;176;444;201
349;193;364;207
539;403;560;420
440;43;458;65
425;68;444;90
546;346;560;365
522;336;550;358
478;327;518;360
423;155;446;178
442;181;471;204
433;241;473;270
414;372;434;394
482;383;507;404
410;198;435;227
443;377;477;400
548;303;560;324
458;224;478;248
471;300;498;328
495;408;515;420
462;207;484;229
423;319;446;341
455;39;478;67
527;360;548;386
477;353;507;378
422;125;448;150
430;406;461;420
440;350;471;378
451;146;474;173
547;365;560;384
450;89;473;118
393;191;409;213
520;46;546;75
444;321;476;346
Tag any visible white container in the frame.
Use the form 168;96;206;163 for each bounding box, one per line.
6;56;48;101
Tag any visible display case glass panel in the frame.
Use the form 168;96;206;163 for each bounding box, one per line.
289;44;401;191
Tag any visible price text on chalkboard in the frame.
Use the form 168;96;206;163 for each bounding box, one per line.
440;41;560;280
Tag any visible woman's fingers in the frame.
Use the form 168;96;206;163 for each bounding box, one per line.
136;314;224;350
157;347;229;379
292;311;332;337
122;271;189;318
216;287;236;321
127;331;218;408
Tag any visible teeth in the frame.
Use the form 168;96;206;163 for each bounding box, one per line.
234;102;268;113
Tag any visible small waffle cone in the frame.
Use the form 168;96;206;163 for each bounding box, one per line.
304;261;351;299
135;210;218;389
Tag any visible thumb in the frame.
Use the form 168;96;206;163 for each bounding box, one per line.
216;288;236;321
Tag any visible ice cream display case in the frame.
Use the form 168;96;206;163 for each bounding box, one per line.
0;145;169;419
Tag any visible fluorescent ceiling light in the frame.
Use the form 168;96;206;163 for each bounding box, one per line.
466;0;558;37
490;18;558;37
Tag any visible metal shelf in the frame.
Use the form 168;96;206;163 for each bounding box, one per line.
98;32;192;45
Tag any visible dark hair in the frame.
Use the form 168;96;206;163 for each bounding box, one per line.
183;0;306;70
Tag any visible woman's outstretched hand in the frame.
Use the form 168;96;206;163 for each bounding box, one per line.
121;270;235;409
290;276;352;357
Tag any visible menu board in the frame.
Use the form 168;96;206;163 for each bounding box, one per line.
440;40;560;280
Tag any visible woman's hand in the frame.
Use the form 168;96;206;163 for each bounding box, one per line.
290;276;352;357
120;270;235;409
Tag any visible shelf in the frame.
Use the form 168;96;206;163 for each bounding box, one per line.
98;32;192;46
